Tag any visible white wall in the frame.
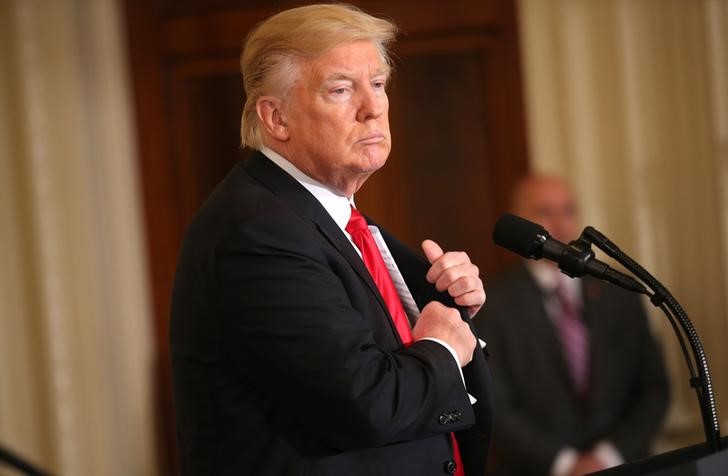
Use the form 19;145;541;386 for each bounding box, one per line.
0;0;157;474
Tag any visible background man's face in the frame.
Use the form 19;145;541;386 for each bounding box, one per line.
282;39;391;196
515;178;579;243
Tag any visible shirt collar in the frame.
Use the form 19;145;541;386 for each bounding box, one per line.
526;260;581;300
260;146;354;232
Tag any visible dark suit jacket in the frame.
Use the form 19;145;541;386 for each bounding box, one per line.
474;263;669;476
170;152;493;476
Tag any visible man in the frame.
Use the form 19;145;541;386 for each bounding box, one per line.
170;4;492;476
476;176;669;476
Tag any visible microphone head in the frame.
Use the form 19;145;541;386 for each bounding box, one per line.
493;213;550;259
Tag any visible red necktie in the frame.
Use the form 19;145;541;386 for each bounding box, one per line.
346;206;413;345
346;206;465;476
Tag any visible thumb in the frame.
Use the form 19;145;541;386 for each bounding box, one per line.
421;239;444;265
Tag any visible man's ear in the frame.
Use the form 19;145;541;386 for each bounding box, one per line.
256;97;290;141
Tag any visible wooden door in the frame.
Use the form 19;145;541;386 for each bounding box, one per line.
122;1;528;473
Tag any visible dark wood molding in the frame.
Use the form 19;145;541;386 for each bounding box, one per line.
122;1;529;472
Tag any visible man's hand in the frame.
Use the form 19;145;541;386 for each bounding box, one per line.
569;452;608;476
412;301;477;367
422;239;486;317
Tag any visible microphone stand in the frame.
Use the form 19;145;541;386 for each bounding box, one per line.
573;226;722;453
0;444;51;476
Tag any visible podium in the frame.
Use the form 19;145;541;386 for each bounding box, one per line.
592;437;728;476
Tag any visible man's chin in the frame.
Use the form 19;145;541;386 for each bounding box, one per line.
358;150;390;173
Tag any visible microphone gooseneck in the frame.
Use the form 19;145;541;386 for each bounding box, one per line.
582;225;722;452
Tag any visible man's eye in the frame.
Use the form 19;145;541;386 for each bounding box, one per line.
373;81;386;89
331;88;348;95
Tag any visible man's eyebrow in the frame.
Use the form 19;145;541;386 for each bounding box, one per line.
322;73;355;83
322;69;390;83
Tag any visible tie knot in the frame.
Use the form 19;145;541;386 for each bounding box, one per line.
346;206;368;234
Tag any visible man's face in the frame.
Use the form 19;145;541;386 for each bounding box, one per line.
281;40;391;196
516;179;579;243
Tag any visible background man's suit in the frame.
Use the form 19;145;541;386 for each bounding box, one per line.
475;262;669;476
170;152;493;476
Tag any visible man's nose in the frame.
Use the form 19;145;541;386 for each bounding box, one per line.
356;86;385;122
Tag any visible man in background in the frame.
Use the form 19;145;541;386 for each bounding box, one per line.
476;175;669;476
169;4;492;476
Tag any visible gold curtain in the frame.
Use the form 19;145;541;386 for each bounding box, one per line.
0;0;157;474
518;0;728;451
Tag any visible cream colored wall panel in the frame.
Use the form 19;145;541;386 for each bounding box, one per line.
0;0;157;474
519;0;728;451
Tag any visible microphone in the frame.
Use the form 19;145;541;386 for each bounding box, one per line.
493;214;647;294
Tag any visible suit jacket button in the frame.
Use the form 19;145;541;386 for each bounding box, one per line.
438;414;449;425
444;460;457;474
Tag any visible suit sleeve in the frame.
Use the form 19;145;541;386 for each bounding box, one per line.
601;295;670;460
215;212;473;450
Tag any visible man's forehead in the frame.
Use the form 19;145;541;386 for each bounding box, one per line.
526;180;573;201
514;179;575;214
305;42;389;80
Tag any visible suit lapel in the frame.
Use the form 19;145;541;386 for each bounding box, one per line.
243;152;400;341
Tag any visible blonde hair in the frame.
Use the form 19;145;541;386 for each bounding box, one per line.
240;3;397;150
